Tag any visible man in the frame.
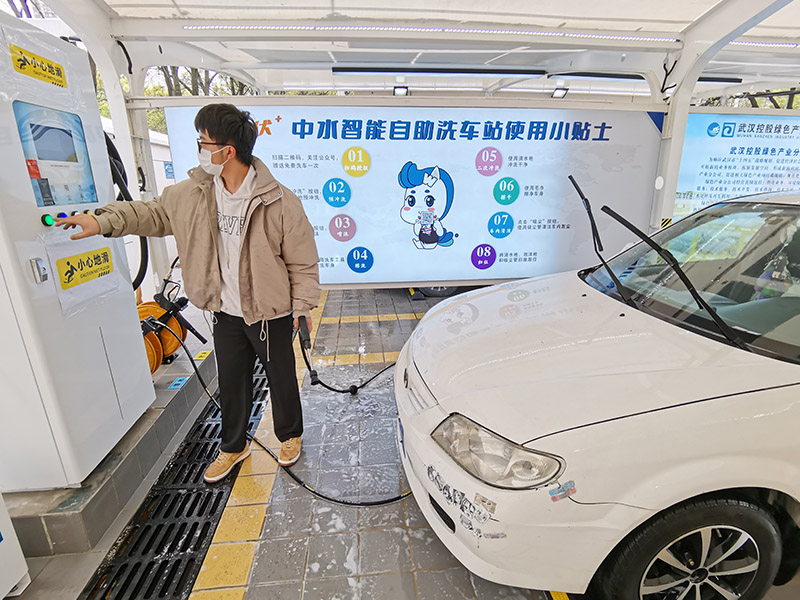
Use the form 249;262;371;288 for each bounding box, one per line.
56;103;319;483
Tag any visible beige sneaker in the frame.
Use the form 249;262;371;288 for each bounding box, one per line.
278;436;302;466
204;446;251;483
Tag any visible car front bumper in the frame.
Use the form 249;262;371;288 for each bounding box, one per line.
394;342;646;594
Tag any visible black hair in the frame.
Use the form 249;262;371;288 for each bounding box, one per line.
194;103;258;166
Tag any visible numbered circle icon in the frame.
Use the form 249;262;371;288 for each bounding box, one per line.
323;178;351;207
488;211;514;239
347;246;374;273
475;147;502;177
471;244;497;270
493;177;520;205
507;289;530;302
342;147;371;177
499;304;521;320
329;214;356;242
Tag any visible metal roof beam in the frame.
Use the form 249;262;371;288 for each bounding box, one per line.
662;0;794;100
541;50;664;97
119;41;262;90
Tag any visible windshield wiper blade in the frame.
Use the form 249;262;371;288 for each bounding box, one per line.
567;175;637;309
600;205;751;352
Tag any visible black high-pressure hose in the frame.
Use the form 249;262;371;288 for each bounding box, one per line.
151;319;412;507
296;316;395;396
104;132;148;290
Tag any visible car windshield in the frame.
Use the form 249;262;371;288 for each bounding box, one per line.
582;201;800;362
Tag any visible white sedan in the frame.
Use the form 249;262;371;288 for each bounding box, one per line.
395;195;800;600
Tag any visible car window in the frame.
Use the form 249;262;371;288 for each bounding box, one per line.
583;202;800;362
661;211;764;263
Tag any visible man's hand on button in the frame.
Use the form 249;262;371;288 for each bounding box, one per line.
55;214;101;240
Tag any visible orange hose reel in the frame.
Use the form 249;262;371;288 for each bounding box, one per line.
137;301;186;374
142;331;163;374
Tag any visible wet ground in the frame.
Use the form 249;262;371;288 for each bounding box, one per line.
241;362;549;600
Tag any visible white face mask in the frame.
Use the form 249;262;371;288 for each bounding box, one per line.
197;146;230;177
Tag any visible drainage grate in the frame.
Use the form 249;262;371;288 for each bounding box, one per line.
79;361;269;600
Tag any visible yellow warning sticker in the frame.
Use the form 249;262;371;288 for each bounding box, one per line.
56;247;113;290
194;350;212;361
9;43;67;88
548;593;572;600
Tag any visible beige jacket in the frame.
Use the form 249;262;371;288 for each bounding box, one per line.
94;158;320;325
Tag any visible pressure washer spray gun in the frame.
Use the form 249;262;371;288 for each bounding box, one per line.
295;315;335;391
295;316;322;387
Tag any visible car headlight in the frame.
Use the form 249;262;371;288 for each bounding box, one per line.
431;413;564;490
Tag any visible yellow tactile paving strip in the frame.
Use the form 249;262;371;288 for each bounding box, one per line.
192;543;257;590
314;313;414;366
311;351;401;367
189;589;246;600
189;447;275;597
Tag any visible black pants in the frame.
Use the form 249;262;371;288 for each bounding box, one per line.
213;312;303;453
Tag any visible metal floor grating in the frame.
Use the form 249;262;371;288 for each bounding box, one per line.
78;362;269;600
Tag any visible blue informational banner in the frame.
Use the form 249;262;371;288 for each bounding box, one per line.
165;105;661;286
164;161;174;179
677;112;800;218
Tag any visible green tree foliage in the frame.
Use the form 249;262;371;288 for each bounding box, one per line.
147;67;259;134
96;67;259;135
700;88;799;109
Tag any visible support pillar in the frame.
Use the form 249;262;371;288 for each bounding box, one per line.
650;0;792;230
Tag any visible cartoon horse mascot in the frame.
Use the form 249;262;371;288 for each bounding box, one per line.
398;161;456;249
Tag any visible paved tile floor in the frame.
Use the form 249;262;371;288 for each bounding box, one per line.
190;288;800;600
13;288;800;599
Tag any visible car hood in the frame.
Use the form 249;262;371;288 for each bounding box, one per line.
410;272;800;444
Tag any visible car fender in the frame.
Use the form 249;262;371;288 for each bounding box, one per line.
536;386;800;519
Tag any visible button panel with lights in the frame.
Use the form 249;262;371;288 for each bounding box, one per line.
40;209;94;227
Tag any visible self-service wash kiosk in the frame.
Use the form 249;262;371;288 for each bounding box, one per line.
0;493;28;596
0;13;154;494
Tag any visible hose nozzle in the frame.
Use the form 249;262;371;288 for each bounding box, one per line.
297;315;312;349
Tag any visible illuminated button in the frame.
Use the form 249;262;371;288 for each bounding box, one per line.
71;211;79;216
41;214;55;226
84;210;93;215
56;212;68;219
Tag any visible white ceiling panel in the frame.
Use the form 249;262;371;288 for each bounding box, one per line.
240;49;335;63
412;52;522;65
749;1;800;37
329;51;420;63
